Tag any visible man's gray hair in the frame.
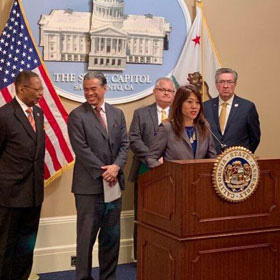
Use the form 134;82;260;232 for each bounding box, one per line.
215;68;238;83
154;77;175;88
83;71;107;86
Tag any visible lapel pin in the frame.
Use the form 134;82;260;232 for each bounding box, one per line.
234;103;239;107
37;113;40;116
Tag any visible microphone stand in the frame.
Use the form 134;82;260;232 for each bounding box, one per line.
199;120;228;152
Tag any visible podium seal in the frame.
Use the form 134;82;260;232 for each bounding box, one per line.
212;146;260;203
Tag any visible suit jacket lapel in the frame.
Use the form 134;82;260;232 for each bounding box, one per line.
149;103;159;133
33;106;44;157
182;127;192;147
13;99;36;143
224;95;240;134
105;103;114;139
85;102;108;140
181;127;195;159
195;127;207;158
211;97;221;134
105;103;116;153
33;106;42;131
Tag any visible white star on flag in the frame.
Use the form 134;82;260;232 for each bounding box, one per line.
0;0;74;185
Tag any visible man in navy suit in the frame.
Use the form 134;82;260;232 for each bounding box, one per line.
68;71;129;280
0;71;45;280
203;68;260;154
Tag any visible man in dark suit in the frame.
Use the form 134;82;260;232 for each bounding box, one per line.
0;71;45;280
128;77;175;260
68;71;129;280
203;68;261;154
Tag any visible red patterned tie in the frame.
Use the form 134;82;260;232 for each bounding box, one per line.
26;108;36;132
95;107;107;132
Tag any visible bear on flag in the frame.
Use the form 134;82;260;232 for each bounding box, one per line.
172;1;222;101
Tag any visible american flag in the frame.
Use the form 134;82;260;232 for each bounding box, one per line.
0;0;74;184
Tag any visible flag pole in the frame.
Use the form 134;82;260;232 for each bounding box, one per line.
197;0;206;101
16;1;41;279
200;1;223;67
17;0;75;187
28;274;40;280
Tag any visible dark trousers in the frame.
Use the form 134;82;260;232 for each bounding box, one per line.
0;205;41;280
75;194;122;280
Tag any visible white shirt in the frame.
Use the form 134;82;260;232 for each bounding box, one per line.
15;95;32;118
218;95;234;132
156;105;170;125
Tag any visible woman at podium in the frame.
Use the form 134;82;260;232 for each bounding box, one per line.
146;85;216;168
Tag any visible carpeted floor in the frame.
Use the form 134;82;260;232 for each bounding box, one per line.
39;263;136;280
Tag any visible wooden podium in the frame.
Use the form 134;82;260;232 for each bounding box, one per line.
137;158;280;280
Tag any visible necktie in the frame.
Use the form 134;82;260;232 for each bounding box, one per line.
161;109;168;122
219;102;228;133
95;107;107;132
26;108;36;132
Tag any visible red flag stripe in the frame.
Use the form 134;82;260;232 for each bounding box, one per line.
39;96;74;163
0;92;7;107
38;65;68;123
45;132;62;171
1;88;13;103
0;0;75;183
43;116;72;168
44;149;56;178
44;162;51;180
32;67;74;161
33;67;74;163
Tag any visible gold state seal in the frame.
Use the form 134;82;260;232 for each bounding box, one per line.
212;146;260;203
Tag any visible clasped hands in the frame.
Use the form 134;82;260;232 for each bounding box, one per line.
101;164;120;187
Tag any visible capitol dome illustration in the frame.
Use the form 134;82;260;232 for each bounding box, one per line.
39;0;171;71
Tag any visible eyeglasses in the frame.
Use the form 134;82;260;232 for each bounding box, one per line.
83;85;106;92
217;80;235;85
23;85;44;92
155;87;175;94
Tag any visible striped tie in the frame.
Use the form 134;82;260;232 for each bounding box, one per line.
26;108;36;132
95;106;107;132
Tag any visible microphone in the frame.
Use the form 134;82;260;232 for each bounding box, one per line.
199;120;227;152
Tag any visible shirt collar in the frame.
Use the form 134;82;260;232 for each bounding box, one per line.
15;95;30;112
219;94;234;106
156;104;170;114
92;102;106;112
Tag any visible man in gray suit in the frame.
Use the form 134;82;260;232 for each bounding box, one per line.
203;68;261;154
128;77;175;260
68;72;129;280
0;71;45;280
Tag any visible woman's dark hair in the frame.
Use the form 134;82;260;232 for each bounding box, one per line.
169;84;208;139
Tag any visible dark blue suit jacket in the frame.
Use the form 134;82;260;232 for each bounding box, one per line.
203;95;260;154
0;98;45;207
